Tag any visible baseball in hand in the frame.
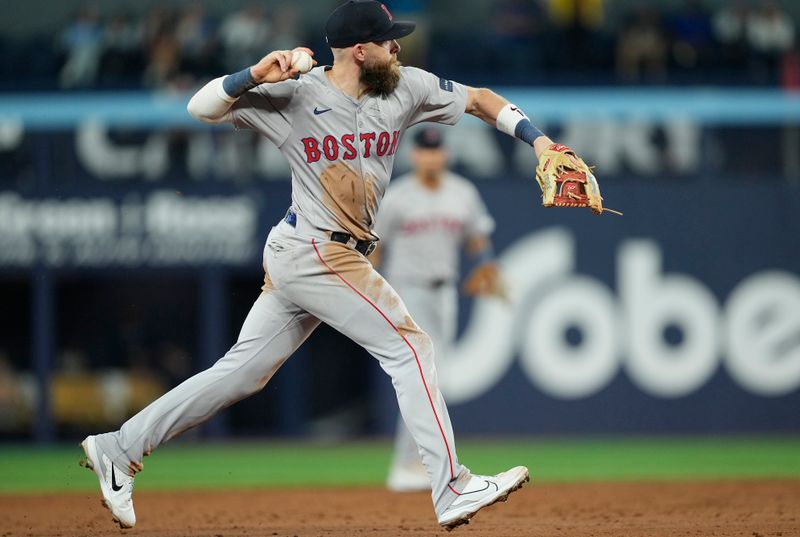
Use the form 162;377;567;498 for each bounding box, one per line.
291;50;313;74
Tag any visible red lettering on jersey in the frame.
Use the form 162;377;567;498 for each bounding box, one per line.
376;131;391;156
322;135;339;161
341;133;357;160
360;132;376;157
302;137;321;163
388;130;400;155
400;217;464;235
304;131;400;162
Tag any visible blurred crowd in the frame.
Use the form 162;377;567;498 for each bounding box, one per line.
466;0;798;86
0;0;797;91
53;2;307;92
614;0;797;85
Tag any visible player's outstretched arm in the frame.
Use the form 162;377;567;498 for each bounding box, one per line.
464;87;552;158
187;47;316;124
464;86;615;215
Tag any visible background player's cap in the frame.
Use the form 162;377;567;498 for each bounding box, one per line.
414;127;444;149
326;0;416;48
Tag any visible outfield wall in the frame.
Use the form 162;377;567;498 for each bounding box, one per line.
2;181;798;437
424;181;800;434
0;89;798;439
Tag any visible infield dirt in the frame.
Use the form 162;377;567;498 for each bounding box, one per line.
2;480;798;536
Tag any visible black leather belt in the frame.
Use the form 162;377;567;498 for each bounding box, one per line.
284;209;377;257
330;231;377;257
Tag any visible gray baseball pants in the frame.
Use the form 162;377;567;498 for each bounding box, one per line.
94;216;470;516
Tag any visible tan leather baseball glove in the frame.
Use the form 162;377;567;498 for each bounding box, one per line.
535;143;621;215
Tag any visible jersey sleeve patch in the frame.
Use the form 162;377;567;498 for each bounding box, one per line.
438;78;454;92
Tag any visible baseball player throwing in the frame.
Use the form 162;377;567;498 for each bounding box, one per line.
371;126;501;492
80;0;603;531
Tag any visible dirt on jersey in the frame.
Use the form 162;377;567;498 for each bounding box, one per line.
320;163;380;241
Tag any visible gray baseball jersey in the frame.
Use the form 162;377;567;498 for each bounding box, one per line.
231;66;468;240
374;172;495;283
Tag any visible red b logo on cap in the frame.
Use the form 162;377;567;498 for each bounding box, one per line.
380;3;393;20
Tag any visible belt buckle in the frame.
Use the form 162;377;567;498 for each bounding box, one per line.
330;231;376;257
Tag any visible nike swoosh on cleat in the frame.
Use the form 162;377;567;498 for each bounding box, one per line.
313;107;332;115
111;465;123;492
460;480;496;495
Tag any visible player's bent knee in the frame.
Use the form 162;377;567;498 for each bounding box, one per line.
404;330;435;366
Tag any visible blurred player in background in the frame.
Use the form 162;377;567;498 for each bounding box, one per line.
371;126;502;492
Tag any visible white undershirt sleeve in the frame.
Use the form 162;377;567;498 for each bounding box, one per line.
186;77;237;124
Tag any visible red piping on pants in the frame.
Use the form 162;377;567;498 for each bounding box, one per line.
311;239;460;495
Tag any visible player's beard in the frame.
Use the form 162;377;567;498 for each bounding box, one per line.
360;56;401;97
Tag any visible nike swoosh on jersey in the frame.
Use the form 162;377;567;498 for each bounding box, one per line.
313;107;333;115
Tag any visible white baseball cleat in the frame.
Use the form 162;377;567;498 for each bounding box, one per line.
80;435;137;529
437;466;529;531
387;462;430;492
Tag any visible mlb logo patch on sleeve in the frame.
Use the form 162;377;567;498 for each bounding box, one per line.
439;78;453;92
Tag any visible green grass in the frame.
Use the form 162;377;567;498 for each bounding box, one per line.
1;436;799;494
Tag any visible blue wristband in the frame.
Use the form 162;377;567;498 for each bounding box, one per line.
514;119;545;145
222;67;258;98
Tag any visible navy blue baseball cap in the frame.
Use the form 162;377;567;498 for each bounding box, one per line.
414;127;444;149
326;0;416;48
